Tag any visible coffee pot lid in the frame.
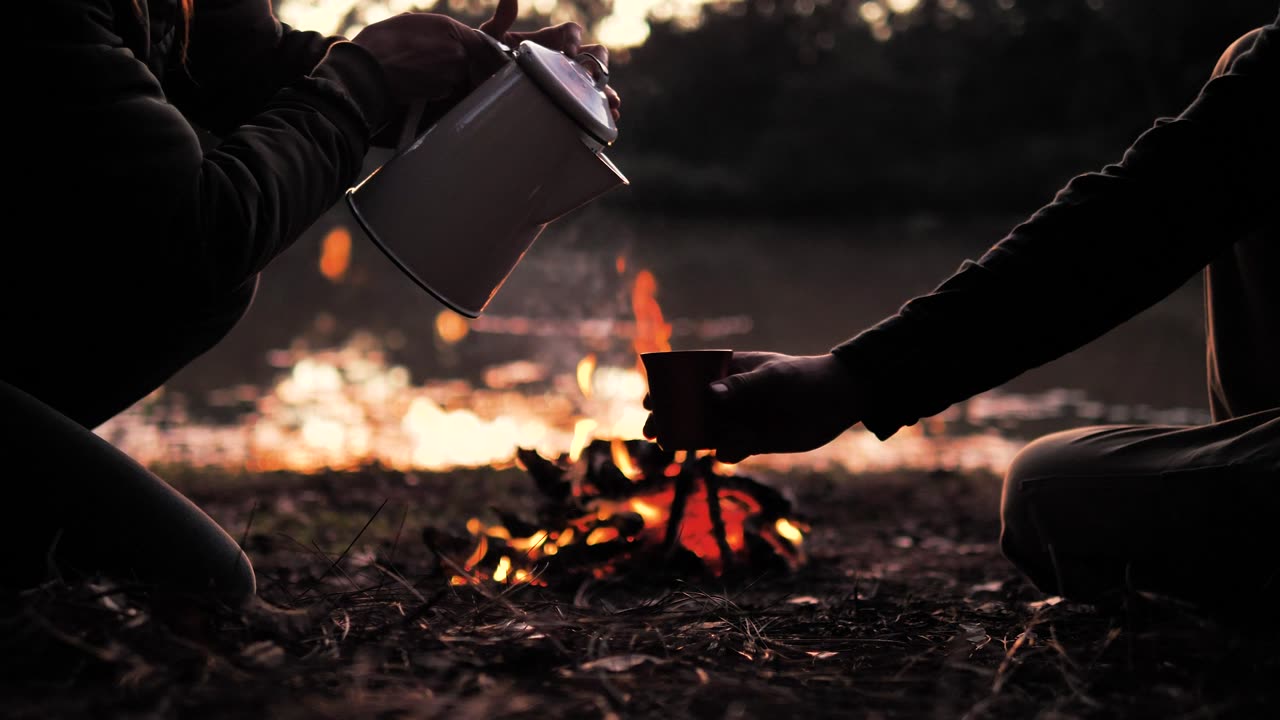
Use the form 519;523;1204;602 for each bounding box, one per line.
515;41;618;145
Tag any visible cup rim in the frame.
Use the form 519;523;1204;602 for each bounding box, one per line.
640;349;733;358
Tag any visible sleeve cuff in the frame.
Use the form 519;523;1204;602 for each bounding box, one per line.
830;317;924;441
308;40;393;138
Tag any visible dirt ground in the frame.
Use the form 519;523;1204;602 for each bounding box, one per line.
2;465;1275;719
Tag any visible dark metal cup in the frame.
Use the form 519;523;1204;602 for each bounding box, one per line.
641;350;733;451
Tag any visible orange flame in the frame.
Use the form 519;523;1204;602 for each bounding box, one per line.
631;270;672;374
463;534;488;572
319;226;352;281
492;556;512;583
611;439;642;480
569;419;598;463
577;353;597;398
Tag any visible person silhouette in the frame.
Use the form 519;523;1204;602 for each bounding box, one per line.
3;0;616;604
647;17;1278;611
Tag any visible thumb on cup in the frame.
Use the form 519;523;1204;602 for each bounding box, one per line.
708;371;758;413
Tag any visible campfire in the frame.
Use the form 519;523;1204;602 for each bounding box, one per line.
417;260;808;586
424;438;809;587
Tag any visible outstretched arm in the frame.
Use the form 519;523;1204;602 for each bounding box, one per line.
833;16;1277;441
651;15;1279;462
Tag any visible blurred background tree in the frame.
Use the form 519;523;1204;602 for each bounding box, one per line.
280;0;1275;217
608;0;1275;215
282;0;615;39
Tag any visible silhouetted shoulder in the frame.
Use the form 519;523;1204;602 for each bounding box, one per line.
1217;13;1279;78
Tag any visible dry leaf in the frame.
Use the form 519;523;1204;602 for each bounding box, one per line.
579;654;663;673
959;623;988;644
240;640;285;669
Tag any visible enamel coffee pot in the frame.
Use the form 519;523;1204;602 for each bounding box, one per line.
345;37;628;318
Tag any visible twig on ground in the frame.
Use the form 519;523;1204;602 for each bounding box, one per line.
294;498;388;603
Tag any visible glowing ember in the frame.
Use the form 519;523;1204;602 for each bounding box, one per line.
586;527;620;545
319;226;352;281
424;439;809;587
629;498;663;523
775;517;806;545
492;556;512;583
435;310;470;344
714;460;739;475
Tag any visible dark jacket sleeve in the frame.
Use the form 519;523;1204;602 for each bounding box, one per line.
18;0;390;298
165;0;345;135
831;13;1280;441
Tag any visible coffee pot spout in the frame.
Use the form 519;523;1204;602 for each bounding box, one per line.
535;151;629;225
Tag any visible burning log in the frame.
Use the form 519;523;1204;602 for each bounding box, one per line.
423;439;809;588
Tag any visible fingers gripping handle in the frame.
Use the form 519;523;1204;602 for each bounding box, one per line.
396;33;515;153
574;52;610;90
394;39;606;153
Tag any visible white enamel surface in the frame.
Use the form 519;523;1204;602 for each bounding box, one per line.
347;62;628;317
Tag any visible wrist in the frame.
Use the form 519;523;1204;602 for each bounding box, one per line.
816;353;866;428
311;40;394;136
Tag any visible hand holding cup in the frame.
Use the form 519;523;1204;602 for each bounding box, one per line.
642;351;867;462
639;350;733;451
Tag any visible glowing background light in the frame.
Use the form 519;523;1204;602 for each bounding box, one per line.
276;0;922;50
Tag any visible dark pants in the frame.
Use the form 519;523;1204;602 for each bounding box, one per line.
999;229;1280;609
1000;409;1279;608
999;26;1280;612
0;279;259;604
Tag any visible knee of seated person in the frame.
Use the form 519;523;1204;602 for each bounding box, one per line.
1000;472;1050;591
1212;27;1263;78
1003;427;1092;494
215;547;257;606
173;528;258;606
999;430;1087;594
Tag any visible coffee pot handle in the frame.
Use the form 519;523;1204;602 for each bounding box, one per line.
396;100;427;153
573;52;610;91
396;34;516;153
